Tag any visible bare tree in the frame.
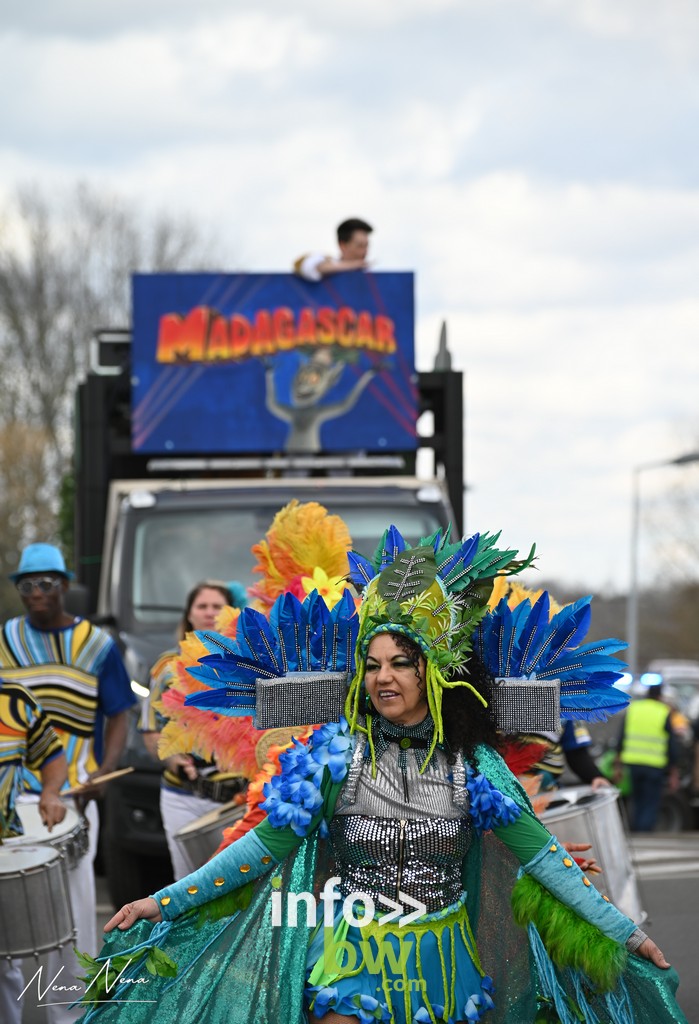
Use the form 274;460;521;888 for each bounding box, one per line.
0;181;224;611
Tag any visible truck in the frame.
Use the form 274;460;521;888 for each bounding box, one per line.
73;278;465;907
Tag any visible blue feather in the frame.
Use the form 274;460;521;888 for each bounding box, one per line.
184;687;256;715
327;590;359;672
271;591;305;672
561;682;630;722
182;664;223;686
307;590;332;668
380;525;407;569
524;598;591;672
347;550;376;587
536;641;627;681
438;533;480;589
514;593;551;675
236;607;283;674
193;654;278;683
546;597;593;656
520;596;591;675
474;597;513;676
194;630;239;656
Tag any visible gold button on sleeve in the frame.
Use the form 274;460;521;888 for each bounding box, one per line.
549;845;557;852
160;896;171;906
261;855;272;864
563;858;573;867
240;864;251;874
187;885;199;894
214;877;225;887
583;877;591;887
602;895;610;902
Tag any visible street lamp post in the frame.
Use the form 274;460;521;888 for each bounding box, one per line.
626;451;699;677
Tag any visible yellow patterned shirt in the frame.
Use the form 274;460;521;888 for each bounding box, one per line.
0;617;134;792
0;678;64;836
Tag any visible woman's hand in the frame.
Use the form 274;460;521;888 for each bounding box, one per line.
636;937;671;969
104;898;162;933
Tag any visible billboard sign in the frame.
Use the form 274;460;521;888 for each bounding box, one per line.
131;272;416;454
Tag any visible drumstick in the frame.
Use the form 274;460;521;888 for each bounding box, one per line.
62;767;135;796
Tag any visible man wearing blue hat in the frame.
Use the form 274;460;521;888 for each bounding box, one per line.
0;543;135;1024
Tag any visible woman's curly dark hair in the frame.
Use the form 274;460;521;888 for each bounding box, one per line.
441;655;501;769
364;632;500;768
392;633;424;686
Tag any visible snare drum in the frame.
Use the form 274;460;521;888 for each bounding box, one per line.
175;801;247;869
5;802;89;870
0;846;75;958
539;785;645;923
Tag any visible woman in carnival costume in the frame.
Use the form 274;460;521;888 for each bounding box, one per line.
78;527;687;1024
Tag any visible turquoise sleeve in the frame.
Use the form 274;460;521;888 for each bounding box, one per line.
151;827;279;920
151;789;329;920
494;811;636;944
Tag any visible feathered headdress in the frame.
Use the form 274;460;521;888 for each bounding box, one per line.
183;589;359;727
473;589;629;724
345;525;536;768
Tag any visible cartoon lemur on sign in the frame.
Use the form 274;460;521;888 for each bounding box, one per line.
265;347;380;453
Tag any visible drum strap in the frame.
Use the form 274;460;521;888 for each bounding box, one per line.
182;776;248;803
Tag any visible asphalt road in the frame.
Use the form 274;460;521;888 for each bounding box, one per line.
629;833;699;1022
17;832;699;1023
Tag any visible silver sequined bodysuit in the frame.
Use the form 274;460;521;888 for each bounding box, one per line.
330;733;472;914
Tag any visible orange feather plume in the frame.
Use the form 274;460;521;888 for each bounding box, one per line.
156;606;265;779
248;500;352;612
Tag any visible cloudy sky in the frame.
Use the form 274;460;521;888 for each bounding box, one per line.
2;0;698;594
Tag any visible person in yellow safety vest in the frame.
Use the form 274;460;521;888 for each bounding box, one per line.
614;683;680;832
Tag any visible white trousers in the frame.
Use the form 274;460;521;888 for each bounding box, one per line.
0;799;99;1024
159;786;223;880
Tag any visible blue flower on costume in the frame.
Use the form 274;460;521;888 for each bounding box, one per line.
311;720;354;782
261;717;353;836
414;1006;452;1023
461;976;495;1021
351;993;391;1022
466;770;520;832
308;985;339;1014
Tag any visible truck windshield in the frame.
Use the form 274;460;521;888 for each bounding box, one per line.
130;504;444;628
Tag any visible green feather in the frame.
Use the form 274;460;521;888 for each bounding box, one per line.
511;874;627;993
191;881;255;927
369;529;392;571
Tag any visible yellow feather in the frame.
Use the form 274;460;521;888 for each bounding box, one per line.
249;500;352;610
